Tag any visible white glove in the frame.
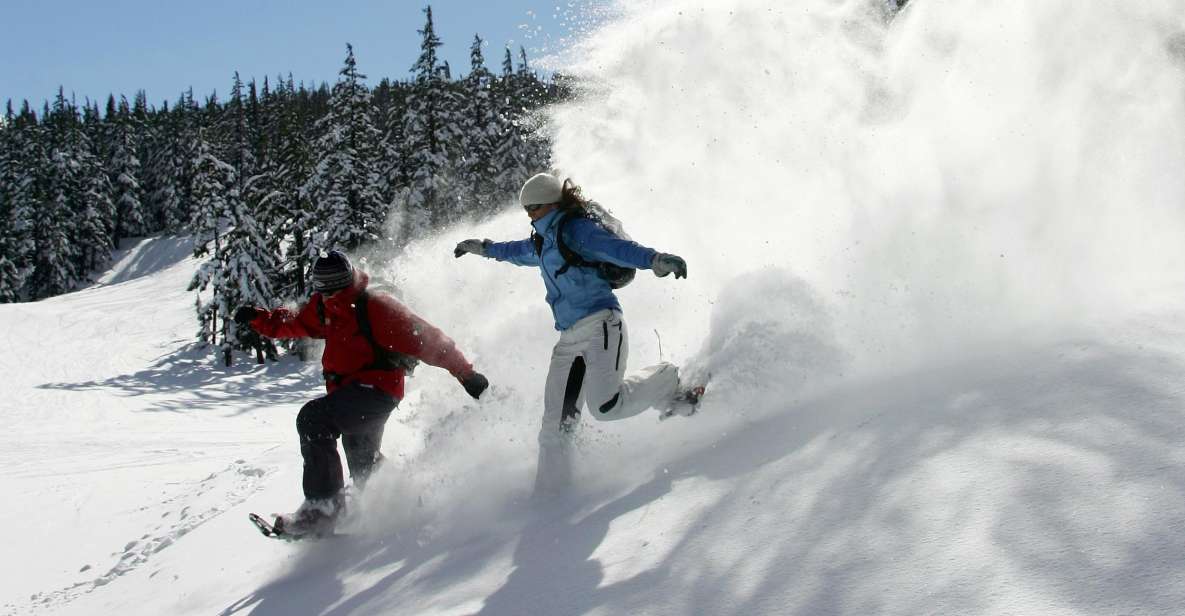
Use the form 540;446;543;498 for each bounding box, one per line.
652;253;687;279
454;239;490;258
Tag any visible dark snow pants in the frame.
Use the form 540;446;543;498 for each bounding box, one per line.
296;383;398;500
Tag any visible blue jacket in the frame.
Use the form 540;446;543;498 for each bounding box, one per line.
485;209;658;330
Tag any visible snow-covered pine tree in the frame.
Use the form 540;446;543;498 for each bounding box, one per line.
0;104;14;299
402;6;455;236
187;127;237;347
130;90;164;234
501;46;514;80
459;34;501;217
434;57;470;226
167;89;201;233
244;77;280;254
224;73;256;198
492;46;535;204
219;186;278;365
304;44;386;252
70;98;116;275
30;93;80;299
247;79;264;166
0;101;32;301
145;100;184;233
270;80;310;293
109;96;147;246
223;77;292;361
373;78;404;204
376;77;412;246
80;100;117;251
266;76;324;362
272;75;319;306
0;102;40;300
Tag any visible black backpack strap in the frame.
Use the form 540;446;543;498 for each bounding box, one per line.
316;295;325;326
322;290;419;384
553;212;595;277
356;290;420;374
354;290;384;365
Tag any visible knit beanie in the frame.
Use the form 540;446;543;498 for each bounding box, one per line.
312;250;354;293
519;173;563;207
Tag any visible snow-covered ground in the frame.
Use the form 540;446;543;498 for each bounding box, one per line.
6;1;1185;614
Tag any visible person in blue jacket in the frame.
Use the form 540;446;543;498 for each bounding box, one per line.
454;173;694;494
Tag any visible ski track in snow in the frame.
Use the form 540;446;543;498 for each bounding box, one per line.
15;458;275;616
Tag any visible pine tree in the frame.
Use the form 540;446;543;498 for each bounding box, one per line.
459;35;501;216
80;100;117;250
224;72;256;196
501;46;514;80
70;98;116;274
31;94;79;298
373;78;405;206
304;44;386;252
492;48;535;203
218;76;282;365
245;77;279;250
377;77;413;245
109;96;146;245
0;102;40;300
146;100;184;233
495;44;556;201
167;89;200;232
272;76;318;303
403;6;456;234
0;101;31;301
187;128;237;348
130;90;164;233
219;194;278;365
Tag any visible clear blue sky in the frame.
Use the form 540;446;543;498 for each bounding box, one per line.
0;0;596;111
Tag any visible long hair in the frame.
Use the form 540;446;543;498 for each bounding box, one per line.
559;178;591;212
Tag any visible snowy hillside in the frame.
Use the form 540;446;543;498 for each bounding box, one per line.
7;0;1185;614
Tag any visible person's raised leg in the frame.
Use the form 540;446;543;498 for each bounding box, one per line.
583;312;679;422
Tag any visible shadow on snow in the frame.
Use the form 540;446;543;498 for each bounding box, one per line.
38;345;318;416
219;338;1185;615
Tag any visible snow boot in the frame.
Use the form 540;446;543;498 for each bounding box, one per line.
273;493;346;538
660;381;707;420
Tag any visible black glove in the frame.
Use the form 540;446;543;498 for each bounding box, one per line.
454;239;490;258
233;305;261;326
652;253;688;279
461;372;489;400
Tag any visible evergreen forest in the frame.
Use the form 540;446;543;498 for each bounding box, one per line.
0;7;564;362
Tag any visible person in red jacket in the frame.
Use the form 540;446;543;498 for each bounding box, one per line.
235;250;488;536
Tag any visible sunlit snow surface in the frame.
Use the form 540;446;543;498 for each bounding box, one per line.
6;0;1185;614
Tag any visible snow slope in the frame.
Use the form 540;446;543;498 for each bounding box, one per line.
6;1;1185;615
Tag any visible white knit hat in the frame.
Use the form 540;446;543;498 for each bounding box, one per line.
519;173;563;207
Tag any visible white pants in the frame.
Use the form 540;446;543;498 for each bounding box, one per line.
534;309;679;494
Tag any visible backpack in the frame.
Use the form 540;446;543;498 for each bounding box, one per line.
531;202;637;289
316;289;419;379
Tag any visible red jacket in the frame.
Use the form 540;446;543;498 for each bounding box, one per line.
250;271;474;400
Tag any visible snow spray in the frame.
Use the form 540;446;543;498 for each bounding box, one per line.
363;0;1185;527
548;0;1185;372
